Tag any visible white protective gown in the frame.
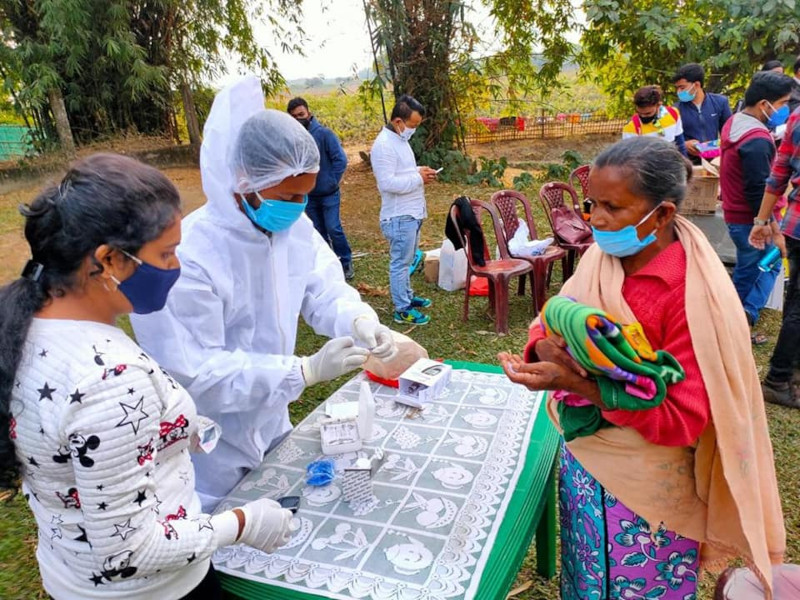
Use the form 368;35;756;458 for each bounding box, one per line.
130;77;378;511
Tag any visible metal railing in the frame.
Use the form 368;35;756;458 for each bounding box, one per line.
0;125;34;161
464;111;626;144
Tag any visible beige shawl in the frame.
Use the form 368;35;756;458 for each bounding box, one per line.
540;215;785;596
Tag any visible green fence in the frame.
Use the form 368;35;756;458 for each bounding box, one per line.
0;125;34;161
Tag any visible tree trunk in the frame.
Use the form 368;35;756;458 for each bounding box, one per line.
180;81;201;154
47;87;75;158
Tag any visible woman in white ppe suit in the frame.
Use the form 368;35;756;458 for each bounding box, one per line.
131;77;395;511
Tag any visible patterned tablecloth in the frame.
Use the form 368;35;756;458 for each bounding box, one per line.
213;365;548;600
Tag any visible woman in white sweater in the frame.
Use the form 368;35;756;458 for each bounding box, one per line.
0;154;293;599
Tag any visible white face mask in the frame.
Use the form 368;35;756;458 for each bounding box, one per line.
400;126;416;141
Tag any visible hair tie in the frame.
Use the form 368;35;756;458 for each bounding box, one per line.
21;260;44;282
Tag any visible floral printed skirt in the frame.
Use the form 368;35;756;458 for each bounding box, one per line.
559;442;699;600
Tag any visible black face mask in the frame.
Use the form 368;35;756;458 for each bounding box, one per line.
297;117;311;129
638;113;658;124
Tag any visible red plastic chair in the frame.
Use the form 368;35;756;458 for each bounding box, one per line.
569;164;591;204
538;182;593;278
448;199;532;334
490;189;566;313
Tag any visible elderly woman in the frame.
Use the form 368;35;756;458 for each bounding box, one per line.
500;137;785;599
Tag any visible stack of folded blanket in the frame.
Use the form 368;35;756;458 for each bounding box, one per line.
539;295;685;441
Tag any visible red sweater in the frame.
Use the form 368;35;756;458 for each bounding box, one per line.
525;241;710;446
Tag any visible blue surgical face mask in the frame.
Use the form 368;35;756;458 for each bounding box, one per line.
763;102;790;129
112;250;180;314
677;84;697;103
241;192;308;232
592;203;663;258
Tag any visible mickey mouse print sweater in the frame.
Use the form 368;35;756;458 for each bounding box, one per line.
11;319;221;599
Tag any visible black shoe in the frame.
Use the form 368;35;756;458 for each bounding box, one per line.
762;378;800;408
343;263;355;281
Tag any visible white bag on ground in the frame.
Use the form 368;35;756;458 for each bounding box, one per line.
438;239;468;291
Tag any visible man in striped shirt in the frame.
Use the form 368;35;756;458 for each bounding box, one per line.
749;106;800;407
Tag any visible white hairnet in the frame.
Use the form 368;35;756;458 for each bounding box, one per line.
230;109;320;194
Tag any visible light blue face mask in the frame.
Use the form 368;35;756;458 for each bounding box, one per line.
592;203;663;258
677;85;697;103
241;192;308;232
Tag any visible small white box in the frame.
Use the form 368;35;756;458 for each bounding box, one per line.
396;359;452;408
319;417;362;455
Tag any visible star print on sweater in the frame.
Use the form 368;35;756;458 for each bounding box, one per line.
37;382;56;401
116;397;149;434
111;519;137;541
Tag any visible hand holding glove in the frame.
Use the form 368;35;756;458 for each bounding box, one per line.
212;497;293;553
353;317;397;360
301;336;369;386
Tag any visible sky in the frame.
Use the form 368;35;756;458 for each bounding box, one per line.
220;0;501;84
220;0;375;84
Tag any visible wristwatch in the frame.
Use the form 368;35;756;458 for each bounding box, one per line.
753;217;771;226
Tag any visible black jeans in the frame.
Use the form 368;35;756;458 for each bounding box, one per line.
767;235;800;382
179;563;223;600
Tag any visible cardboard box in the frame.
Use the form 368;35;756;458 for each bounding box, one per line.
396;358;452;408
424;249;440;284
684;164;719;215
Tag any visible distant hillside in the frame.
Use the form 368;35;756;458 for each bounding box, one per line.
285;68;376;95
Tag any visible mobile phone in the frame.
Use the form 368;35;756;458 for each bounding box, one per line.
434;167;444;174
277;495;301;514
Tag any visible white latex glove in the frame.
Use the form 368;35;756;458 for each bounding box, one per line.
352;316;398;360
211;498;293;553
301;336;369;386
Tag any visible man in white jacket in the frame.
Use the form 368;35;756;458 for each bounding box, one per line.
371;94;438;325
131;77;396;511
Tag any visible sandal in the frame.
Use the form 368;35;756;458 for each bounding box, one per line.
751;332;769;345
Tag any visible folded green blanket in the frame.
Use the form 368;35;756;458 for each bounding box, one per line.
539;295;685;441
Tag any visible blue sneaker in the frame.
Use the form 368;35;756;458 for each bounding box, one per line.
393;308;431;325
410;296;432;309
409;249;424;275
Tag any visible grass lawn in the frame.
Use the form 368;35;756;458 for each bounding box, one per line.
0;136;798;599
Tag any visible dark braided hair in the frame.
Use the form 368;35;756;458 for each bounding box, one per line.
0;153;181;494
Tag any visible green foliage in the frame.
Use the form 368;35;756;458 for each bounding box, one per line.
479;0;578;110
364;0;587;158
466;156;508;187
544;162;569;180
365;0;473;155
580;0;800;106
561;149;584;170
419;147;473;183
512;171;536;190
0;0;304;143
